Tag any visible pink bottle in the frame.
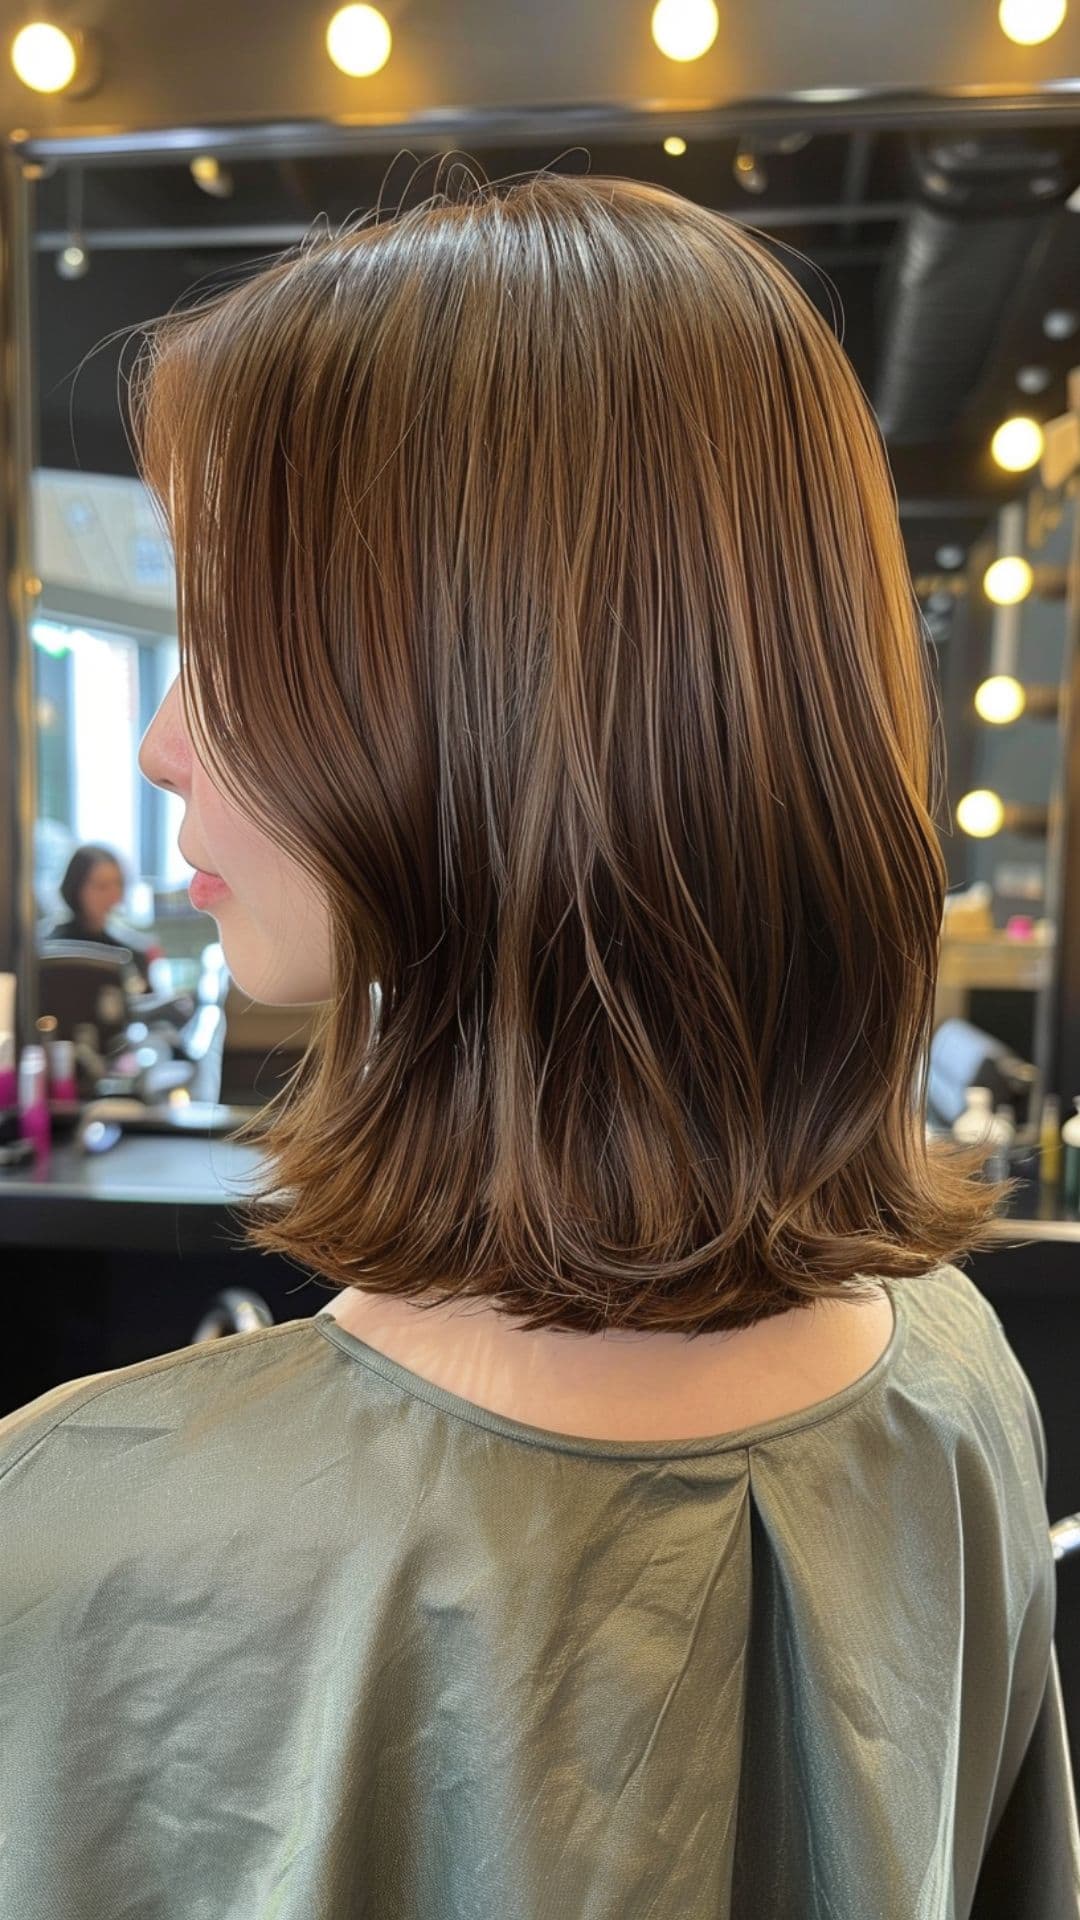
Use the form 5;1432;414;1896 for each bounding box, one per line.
48;1038;79;1102
0;972;16;1110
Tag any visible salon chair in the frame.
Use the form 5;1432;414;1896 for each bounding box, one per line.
38;938;229;1107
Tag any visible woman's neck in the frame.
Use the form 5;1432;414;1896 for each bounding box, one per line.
320;1280;895;1442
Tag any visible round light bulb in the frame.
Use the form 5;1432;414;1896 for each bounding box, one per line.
998;0;1066;42
663;136;687;156
326;4;391;76
651;0;719;61
990;416;1044;473
983;555;1034;605
956;790;1006;839
56;244;89;280
11;22;77;93
974;676;1027;724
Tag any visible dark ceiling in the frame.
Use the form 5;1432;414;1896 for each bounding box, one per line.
29;116;1080;575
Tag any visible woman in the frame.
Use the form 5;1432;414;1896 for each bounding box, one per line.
1;173;1077;1918
47;841;161;993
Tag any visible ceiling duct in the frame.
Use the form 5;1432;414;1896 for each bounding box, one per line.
872;132;1080;445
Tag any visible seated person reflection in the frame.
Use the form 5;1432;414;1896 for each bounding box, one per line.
44;842;162;994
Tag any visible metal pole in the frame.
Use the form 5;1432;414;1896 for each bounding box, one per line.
0;142;39;1051
1041;492;1080;1108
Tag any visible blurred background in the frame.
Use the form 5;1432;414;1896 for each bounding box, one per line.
1;2;1080;1747
0;1;1077;1121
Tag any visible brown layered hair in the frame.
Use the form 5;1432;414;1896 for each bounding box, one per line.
130;167;1015;1336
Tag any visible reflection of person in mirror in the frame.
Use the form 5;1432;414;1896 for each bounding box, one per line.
46;842;163;994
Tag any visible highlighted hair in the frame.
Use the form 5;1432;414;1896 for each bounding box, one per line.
131;170;1013;1335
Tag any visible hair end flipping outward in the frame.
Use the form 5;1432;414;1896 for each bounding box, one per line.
128;165;1016;1337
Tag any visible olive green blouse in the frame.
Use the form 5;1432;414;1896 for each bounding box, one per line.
1;1260;1078;1918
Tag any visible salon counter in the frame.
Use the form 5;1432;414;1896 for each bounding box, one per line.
0;1131;269;1252
2;1129;1079;1251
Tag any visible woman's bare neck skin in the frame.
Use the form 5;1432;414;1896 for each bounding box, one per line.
321;1281;896;1442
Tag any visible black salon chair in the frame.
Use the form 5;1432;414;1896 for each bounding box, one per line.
38;938;228;1105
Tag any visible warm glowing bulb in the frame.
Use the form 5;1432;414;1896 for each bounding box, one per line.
974;676;1027;724
651;0;719;61
956;790;1006;838
998;0;1066;42
11;21;77;92
326;4;391;75
990;416;1044;472
983;555;1034;605
663;135;688;156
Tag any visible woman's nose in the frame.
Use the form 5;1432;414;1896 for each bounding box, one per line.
138;677;191;797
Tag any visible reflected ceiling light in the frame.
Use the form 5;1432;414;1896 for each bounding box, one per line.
56;243;89;280
974;676;1026;724
734;150;768;193
651;0;719;61
983;555;1033;604
998;0;1067;41
326;4;392;76
1016;365;1051;393
990;416;1044;472
1043;308;1078;338
11;21;77;92
190;155;234;198
956;790;1006;838
663;135;687;156
935;544;965;569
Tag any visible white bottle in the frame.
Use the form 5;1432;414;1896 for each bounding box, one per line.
1063;1096;1080;1211
952;1086;995;1149
952;1086;1013;1179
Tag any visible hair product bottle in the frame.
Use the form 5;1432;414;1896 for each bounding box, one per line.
0;973;16;1111
1062;1097;1080;1211
17;1043;52;1162
1039;1094;1062;1192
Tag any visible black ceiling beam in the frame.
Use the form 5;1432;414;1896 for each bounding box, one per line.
33;199;909;251
838;128;875;242
14;82;1080;169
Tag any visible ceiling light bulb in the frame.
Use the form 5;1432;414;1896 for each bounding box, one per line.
326;4;392;76
956;790;1006;838
650;0;719;61
998;0;1067;42
663;136;687;156
983;556;1034;605
1043;308;1078;339
974;676;1027;724
11;21;77;92
990;417;1044;472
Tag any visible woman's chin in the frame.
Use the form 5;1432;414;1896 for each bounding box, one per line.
218;935;331;1008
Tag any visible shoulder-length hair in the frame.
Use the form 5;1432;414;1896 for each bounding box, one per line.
130;169;1014;1336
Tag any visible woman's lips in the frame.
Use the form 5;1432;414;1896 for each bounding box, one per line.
188;870;231;911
